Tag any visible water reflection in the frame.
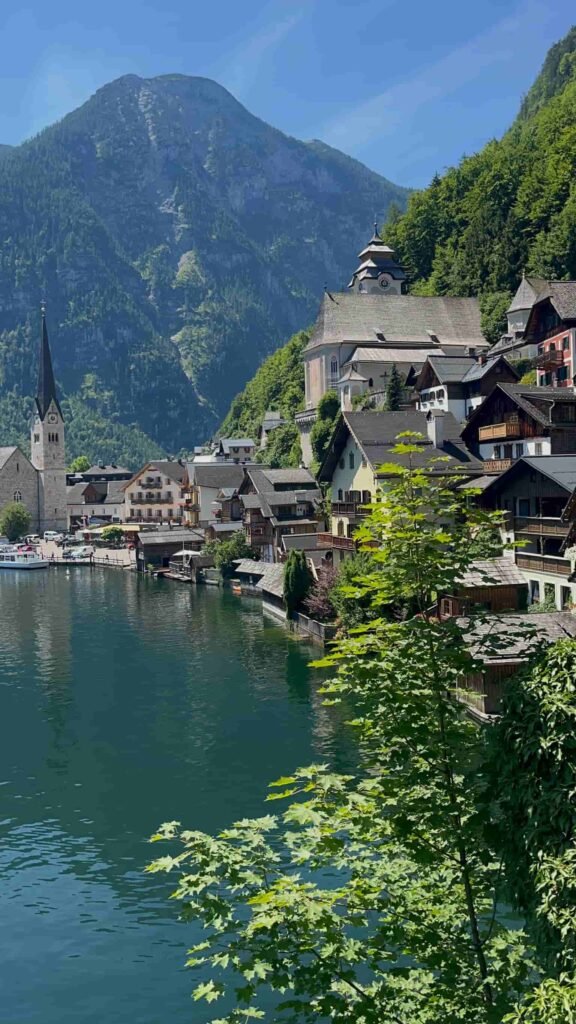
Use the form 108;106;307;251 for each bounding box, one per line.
0;570;355;1024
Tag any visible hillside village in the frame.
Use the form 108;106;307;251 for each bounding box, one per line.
4;223;576;724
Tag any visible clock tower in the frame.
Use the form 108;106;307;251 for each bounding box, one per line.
348;225;406;295
31;307;67;533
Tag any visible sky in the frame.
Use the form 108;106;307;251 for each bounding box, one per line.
0;0;574;188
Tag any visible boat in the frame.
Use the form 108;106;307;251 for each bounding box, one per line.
0;546;49;569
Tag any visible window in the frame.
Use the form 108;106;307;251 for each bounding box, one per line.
515;444;524;459
349;451;355;470
368;378;373;388
535;442;543;456
16;462;19;472
339;457;345;470
337;489;343;501
13;490;21;502
33;433;39;443
493;445;501;459
518;498;530;517
563;336;570;350
337;519;344;537
330;356;338;380
503;444;513;459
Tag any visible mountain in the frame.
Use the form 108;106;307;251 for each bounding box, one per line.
0;74;408;464
383;26;576;334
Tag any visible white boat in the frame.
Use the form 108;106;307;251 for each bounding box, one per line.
0;546;49;569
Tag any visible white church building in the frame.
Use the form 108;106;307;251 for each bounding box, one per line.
0;310;67;533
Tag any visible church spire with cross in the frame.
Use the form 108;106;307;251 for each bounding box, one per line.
36;304;62;420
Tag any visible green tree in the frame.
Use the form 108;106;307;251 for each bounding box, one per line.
203;532;259;577
283;549;311;618
330;549;379;629
384;363;403;410
520;369;537;385
0;502;32;541
68;455;91;473
150;439;546;1022
100;525;124;546
479;291;512;345
310;390;340;469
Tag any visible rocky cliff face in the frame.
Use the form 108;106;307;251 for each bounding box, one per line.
0;74;408;462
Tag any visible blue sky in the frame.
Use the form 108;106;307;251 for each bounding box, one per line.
0;1;574;188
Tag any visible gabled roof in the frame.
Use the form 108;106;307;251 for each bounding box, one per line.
476;455;576;496
318;410;481;482
0;446;19;470
244;466;318;494
462;383;576;441
461;612;576;662
337;366;368;383
536;281;576;321
507;275;547;314
305;293;487;352
457;558;528;589
186;463;245;489
416;355;519;390
219;437;256;453
84;464;132;478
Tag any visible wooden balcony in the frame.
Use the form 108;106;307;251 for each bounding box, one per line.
332;501;369;517
536;349;563;369
317;532;356;551
516;552;572;576
478;420;521;441
482;459;514;474
130;496;174;504
514;517;569;537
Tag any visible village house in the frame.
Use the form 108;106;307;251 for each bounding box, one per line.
134;528;204;571
122;461;187;524
296;227;488;464
67;464;132;485
491;275;576;377
259;410;287;449
317;410;482;561
216;437;257;463
437;558;528;618
414;354;518;422
470;455;576;610
461;383;576;476
182;463;246;527
239;466;321;563
67;480;125;528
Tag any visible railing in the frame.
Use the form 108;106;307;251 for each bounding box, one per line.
140;479;163;488
478;421;520;441
514;516;569;537
332;501;369;516
482;459;514;473
317;532;356;551
516;552;572;576
536;349;563;369
129;496;174;504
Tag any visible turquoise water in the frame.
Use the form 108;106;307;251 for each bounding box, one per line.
0;570;353;1023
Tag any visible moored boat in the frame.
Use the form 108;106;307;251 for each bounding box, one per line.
0;546;49;569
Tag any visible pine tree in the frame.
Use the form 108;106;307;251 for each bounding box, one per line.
385;363;403;410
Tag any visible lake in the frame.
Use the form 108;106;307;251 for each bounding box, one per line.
0;569;353;1023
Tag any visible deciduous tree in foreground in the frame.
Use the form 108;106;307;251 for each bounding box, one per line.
149;437;576;1023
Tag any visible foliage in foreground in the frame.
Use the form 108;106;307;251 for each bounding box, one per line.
203;532;259;577
149;441;576;1022
0;501;32;541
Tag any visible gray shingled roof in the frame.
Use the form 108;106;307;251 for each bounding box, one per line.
425;356;478;383
282;533;322;551
258;468;317;487
507;276;547;314
541;281;576;321
457;558;528;589
233;559;285;598
188;464;246;489
67;482;90;502
347;346;443;363
460;613;576;662
305;292;486;351
139;529;203;547
0;446;18;470
519;456;576;492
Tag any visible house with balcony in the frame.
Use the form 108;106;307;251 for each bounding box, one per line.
474;455;576;610
461;383;576;476
521;282;576;389
122;461;187;524
414;354;518;422
181;463;245;528
216;437;257;463
317;410;482;562
239;467;321;563
67;480;125;528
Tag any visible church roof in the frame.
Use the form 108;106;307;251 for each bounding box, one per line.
36;311;62;420
507;275;547;314
305;293;486;351
0;446;19;470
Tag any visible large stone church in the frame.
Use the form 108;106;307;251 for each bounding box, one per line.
0;310;67;533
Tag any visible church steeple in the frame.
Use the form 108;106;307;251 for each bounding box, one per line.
36;305;62;420
348;224;406;295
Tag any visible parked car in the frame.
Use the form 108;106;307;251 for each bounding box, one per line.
43;531;64;543
24;534;41;546
68;545;95;560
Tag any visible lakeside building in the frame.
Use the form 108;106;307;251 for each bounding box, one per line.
122;461;186;524
238;466;321;563
470;455;576;610
182;463;246;528
134;527;204;571
414;354;519;421
0;309;67;533
67;481;125;528
460;384;576;476
316;410;481;561
296;227;488;465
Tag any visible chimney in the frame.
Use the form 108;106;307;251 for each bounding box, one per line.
426;410;445;449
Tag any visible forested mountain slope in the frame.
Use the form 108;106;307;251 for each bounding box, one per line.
384;26;576;337
0;74;407;464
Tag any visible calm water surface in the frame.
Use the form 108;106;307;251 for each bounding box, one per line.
0;570;354;1023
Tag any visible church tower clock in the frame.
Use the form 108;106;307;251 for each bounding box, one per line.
30;307;67;533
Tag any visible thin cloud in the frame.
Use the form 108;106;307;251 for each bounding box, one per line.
320;1;550;151
221;10;306;98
